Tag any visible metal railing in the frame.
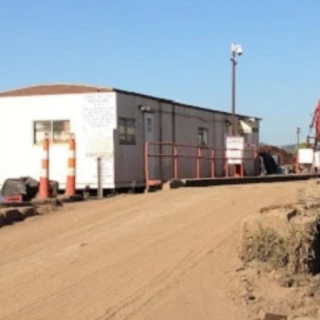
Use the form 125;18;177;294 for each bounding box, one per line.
144;141;259;189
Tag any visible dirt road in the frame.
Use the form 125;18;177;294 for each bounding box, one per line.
0;182;304;320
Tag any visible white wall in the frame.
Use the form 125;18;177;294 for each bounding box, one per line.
0;92;117;189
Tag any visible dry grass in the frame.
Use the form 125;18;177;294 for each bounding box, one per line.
240;224;288;269
240;215;320;275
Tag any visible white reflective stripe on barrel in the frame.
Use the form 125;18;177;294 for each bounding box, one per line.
42;150;49;159
40;169;48;178
68;150;76;158
67;167;76;176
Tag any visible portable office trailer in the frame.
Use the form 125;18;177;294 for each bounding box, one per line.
116;91;260;187
0;84;260;191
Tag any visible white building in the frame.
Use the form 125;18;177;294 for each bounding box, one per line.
0;84;261;191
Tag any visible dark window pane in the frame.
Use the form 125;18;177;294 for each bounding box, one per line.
198;127;208;146
118;118;126;126
119;134;127;141
118;117;136;145
127;126;135;135
127;119;135;127
119;125;126;135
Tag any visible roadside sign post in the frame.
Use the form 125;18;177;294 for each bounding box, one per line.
97;157;103;199
85;140;112;198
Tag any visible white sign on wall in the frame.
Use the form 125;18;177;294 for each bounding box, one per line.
82;93;117;187
82;93;117;158
226;136;244;164
84;136;114;158
298;148;314;165
315;151;320;167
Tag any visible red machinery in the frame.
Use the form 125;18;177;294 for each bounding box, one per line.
306;99;320;150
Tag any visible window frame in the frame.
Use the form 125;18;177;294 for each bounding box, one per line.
197;127;208;146
33;119;71;145
118;117;136;145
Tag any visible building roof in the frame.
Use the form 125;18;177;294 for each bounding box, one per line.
0;83;261;120
0;84;113;96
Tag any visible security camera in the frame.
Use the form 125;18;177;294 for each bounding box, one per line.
231;43;243;56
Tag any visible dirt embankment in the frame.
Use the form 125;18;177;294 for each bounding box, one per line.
238;179;320;319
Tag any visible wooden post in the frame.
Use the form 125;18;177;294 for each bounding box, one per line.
97;157;103;199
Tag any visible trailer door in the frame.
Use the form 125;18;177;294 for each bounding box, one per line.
144;112;156;179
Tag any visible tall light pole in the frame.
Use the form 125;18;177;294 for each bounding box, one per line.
230;43;243;136
296;127;301;150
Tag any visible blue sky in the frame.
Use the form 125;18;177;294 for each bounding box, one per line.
0;0;319;145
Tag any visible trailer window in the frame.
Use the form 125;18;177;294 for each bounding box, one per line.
34;121;51;144
198;127;208;146
53;120;70;143
119;118;136;145
33;120;70;144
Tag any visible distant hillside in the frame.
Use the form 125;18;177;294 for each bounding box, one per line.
281;144;296;154
261;143;296;154
280;143;310;154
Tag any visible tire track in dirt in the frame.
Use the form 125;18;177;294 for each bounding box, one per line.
0;190;191;273
0;190;207;319
0;189;228;319
96;184;300;320
94;185;291;320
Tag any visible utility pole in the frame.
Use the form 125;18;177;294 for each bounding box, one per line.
296;127;300;150
230;43;243;135
231;50;236;135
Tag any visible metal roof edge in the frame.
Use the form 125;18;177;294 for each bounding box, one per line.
113;88;262;121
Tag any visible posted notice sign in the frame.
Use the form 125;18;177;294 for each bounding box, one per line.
298;148;314;165
82;93;116;158
226;136;244;164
